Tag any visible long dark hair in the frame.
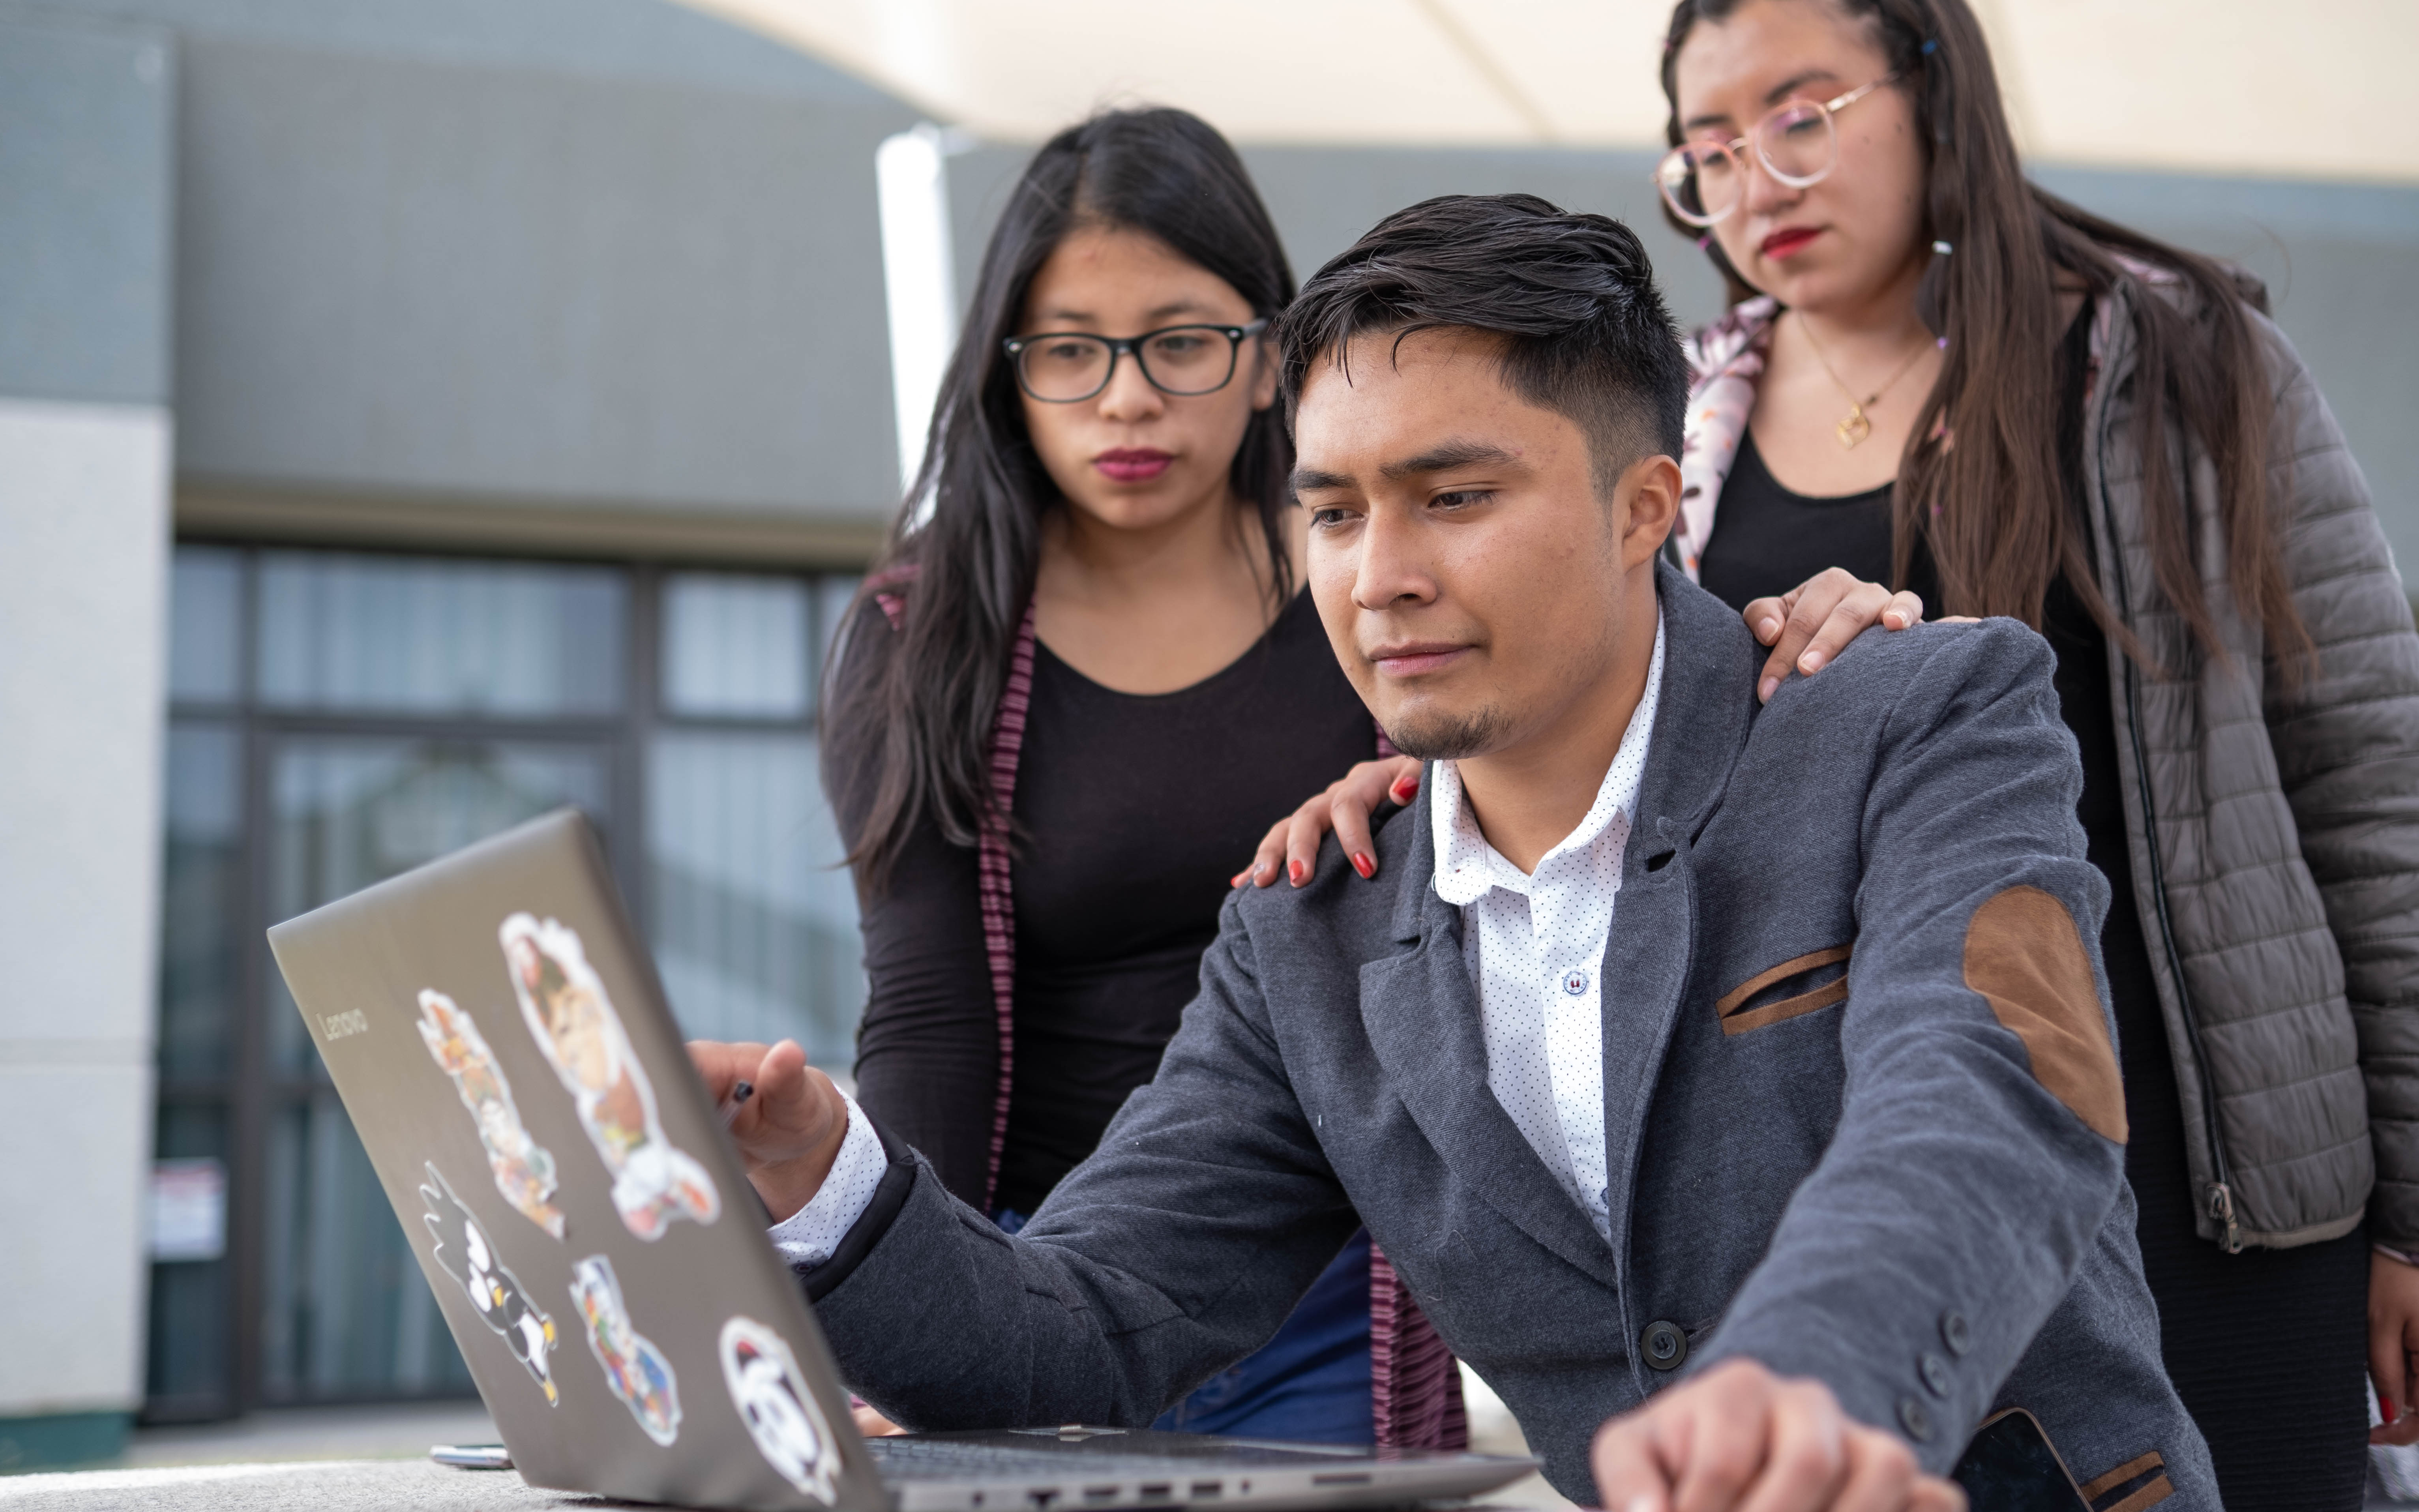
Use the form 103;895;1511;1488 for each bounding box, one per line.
1659;0;2309;668
832;107;1297;888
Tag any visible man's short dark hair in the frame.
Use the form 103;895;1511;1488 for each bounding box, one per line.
1276;194;1688;495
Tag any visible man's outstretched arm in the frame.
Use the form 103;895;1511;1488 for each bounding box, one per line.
1690;620;2127;1471
690;896;1362;1432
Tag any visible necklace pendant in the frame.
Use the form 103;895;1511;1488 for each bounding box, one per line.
1835;403;1871;449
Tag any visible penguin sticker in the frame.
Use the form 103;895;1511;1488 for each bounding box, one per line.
418;1162;559;1405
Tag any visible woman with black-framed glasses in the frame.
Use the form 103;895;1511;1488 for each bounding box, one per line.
805;107;1462;1449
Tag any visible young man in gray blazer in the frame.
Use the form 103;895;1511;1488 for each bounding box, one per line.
692;195;2213;1512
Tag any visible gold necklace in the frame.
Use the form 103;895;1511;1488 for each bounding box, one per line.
1796;317;1933;449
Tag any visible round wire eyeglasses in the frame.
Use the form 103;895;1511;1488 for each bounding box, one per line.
1654;76;1898;228
1003;319;1269;403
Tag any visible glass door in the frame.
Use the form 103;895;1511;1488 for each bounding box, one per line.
150;546;868;1418
255;736;611;1402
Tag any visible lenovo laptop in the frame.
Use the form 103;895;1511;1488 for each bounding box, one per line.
266;807;1532;1512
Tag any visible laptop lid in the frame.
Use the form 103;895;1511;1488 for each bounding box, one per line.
267;807;886;1512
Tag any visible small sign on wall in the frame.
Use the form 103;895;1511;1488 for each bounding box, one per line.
150;1158;226;1263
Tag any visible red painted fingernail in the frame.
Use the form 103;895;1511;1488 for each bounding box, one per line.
1351;852;1375;879
1390;778;1419;803
1288;858;1308;886
1230;871;1248;889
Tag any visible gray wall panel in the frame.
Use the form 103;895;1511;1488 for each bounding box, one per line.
12;0;888;102
2036;166;2419;571
950;139;2419;571
941;141;1724;330
0;11;174;405
1241;146;1726;324
171;34;914;516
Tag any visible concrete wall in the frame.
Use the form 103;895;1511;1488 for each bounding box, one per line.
169;31;911;519
15;0;920;551
0;9;175;1467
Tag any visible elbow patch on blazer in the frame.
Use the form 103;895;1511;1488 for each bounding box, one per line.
1963;886;2127;1143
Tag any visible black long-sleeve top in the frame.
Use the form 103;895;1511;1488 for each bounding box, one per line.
830;588;1379;1216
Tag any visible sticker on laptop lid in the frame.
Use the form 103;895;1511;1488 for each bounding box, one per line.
720;1316;842;1503
569;1255;682;1446
416;989;565;1239
499;913;720;1239
419;1162;560;1406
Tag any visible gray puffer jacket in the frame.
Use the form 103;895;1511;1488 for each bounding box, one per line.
2081;275;2419;1250
1678;276;2419;1250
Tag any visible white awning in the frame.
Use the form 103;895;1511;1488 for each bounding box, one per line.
676;0;2419;183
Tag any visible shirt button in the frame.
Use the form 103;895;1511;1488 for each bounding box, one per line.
1561;970;1589;997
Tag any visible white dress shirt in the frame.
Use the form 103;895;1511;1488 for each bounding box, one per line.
767;1091;887;1266
1428;613;1664;1240
772;613;1666;1262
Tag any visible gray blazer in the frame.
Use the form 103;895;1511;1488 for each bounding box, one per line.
804;563;2217;1509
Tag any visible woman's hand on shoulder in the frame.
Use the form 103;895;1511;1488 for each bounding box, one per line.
1235;756;1423;890
1744;568;1943;704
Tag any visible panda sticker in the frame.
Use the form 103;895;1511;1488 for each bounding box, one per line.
418;1162;560;1405
720;1316;841;1504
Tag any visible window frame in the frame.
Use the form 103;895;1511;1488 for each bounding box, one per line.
147;540;860;1422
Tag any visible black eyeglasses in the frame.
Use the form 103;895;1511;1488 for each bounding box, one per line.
1003;319;1269;403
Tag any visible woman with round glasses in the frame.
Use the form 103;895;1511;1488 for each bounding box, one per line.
1243;0;2419;1503
821;107;1460;1448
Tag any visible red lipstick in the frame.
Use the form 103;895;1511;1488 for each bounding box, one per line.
1760;226;1819;260
1095;448;1172;483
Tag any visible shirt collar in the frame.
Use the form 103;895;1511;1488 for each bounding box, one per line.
1431;608;1666;907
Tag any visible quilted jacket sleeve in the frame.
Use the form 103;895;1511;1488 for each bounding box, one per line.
2257;315;2419;1248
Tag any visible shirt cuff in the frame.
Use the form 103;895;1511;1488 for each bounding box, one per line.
765;1092;886;1268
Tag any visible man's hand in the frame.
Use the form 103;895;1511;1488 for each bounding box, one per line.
687;1038;850;1223
1592;1359;1965;1512
2371;1248;2419;1445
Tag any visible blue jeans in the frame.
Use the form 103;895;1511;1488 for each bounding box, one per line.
994;1214;1373;1444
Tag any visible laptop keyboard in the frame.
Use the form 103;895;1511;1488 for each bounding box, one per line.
864;1433;1360;1483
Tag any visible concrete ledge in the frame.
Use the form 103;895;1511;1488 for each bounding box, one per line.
0;1457;636;1508
177;483;887;569
0;1412;131;1474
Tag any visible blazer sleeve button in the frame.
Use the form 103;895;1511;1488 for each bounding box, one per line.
1919;1352;1952;1397
1640;1319;1688;1371
1898;1396;1935;1442
1939;1309;1972;1356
